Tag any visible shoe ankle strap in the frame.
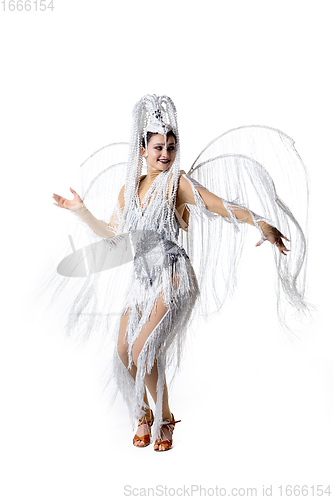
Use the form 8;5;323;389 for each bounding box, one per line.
162;416;181;428
138;411;154;426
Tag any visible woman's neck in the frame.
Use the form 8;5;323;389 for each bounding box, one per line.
144;168;163;184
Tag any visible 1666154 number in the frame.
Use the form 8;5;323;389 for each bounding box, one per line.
1;0;54;11
278;485;331;496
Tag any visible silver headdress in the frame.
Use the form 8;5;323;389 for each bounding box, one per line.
123;94;180;224
142;97;173;150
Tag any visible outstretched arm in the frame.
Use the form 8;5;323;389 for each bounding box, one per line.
178;175;290;255
52;186;125;238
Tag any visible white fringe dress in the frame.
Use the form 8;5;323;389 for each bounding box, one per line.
110;172;200;442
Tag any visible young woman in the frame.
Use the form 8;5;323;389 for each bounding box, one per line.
52;95;307;451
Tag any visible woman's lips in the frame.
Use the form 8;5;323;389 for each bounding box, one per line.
158;159;169;164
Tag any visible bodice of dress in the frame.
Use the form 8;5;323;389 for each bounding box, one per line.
123;193;187;287
124;195;180;239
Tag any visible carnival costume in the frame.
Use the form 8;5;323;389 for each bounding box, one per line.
47;95;311;444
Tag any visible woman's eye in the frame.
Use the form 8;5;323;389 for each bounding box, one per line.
154;146;175;151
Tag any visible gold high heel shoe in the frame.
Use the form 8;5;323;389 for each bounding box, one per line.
154;413;181;452
133;409;154;447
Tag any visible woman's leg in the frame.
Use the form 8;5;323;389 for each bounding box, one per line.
117;310;153;446
142;359;172;421
116;295;176;449
131;295;174;450
117;297;172;415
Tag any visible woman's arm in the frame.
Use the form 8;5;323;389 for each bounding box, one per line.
52;186;125;238
178;175;290;255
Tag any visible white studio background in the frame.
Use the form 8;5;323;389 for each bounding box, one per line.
1;1;332;499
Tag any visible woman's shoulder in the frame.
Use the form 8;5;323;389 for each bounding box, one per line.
178;170;189;186
179;171;206;191
178;171;195;193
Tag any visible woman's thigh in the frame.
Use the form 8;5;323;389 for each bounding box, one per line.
132;294;169;367
117;301;145;364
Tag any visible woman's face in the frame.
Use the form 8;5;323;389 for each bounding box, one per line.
141;133;176;172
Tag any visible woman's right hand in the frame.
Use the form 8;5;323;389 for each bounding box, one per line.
52;187;83;210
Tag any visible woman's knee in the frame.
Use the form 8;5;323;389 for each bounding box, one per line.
133;343;152;367
131;343;141;368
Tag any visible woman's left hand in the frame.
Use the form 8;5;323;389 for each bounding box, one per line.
256;222;290;256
